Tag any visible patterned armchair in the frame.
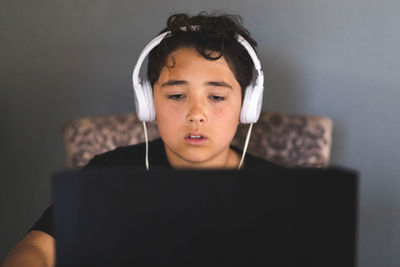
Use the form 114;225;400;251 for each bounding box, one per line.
62;112;333;168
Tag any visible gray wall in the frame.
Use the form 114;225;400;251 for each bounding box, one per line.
1;0;399;266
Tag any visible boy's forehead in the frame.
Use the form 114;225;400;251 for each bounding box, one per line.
154;47;241;90
151;49;239;92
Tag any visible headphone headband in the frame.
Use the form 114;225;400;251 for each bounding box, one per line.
133;27;262;87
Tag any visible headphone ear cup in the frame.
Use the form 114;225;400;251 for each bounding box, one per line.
133;83;146;121
240;84;253;123
133;80;155;121
240;83;263;123
141;80;156;121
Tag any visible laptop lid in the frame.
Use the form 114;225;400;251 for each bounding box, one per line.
53;167;358;266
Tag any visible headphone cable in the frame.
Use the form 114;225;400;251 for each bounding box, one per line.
143;121;149;171
238;123;253;170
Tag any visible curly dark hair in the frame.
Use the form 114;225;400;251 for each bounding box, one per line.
147;12;258;95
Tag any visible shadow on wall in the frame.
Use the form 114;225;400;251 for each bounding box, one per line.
261;53;346;167
261;53;305;113
329;119;346;165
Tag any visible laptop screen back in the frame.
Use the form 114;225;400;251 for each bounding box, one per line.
53;167;358;266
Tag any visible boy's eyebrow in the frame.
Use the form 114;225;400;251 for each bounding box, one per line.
206;81;233;89
160;80;187;87
160;80;233;90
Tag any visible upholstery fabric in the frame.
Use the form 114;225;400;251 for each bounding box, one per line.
62;112;332;168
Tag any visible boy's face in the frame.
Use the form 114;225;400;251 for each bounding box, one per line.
153;47;242;168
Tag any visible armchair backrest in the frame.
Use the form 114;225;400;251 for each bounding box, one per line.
62;112;332;168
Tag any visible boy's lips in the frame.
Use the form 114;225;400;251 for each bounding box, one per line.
184;133;208;145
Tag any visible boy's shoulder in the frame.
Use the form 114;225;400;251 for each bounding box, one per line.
230;145;282;170
83;138;165;169
244;153;283;169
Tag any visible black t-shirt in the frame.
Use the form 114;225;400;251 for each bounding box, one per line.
30;138;280;237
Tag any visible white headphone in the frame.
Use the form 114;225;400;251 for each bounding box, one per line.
132;27;264;124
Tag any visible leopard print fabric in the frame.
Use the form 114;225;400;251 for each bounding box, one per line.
62;112;332;168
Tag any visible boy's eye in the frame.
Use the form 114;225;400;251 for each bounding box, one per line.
167;94;185;101
209;95;226;102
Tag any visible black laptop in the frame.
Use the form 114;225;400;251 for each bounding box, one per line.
52;167;358;267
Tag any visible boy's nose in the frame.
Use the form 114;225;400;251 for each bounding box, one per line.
186;104;207;125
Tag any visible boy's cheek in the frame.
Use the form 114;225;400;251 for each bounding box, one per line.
157;108;183;122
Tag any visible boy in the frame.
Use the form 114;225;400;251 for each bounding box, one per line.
3;12;278;267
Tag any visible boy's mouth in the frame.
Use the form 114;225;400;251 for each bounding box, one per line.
184;134;208;145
